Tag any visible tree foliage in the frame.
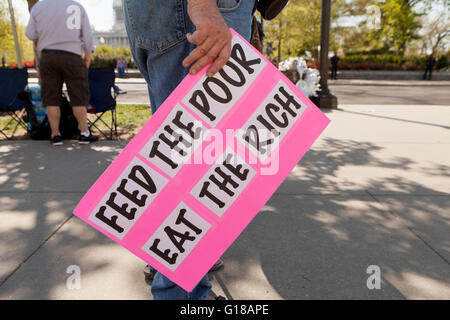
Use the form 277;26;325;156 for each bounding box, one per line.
263;0;447;60
0;0;34;64
264;0;346;61
376;0;422;56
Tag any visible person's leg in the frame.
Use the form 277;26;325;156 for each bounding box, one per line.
71;106;89;133
151;271;212;300
118;67;124;78
62;51;96;142
39;50;64;138
46;106;61;136
123;0;255;300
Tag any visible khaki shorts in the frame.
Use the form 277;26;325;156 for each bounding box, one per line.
39;49;89;107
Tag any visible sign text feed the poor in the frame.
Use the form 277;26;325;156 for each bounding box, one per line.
73;29;330;292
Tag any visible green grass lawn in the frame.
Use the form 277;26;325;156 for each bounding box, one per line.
93;104;152;139
0;104;152;140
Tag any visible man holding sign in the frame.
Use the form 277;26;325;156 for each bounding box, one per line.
123;0;257;300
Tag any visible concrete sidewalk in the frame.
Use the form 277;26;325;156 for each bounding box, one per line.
0;104;449;299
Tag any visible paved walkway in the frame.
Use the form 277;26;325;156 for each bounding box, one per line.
28;78;450;106
94;79;449;106
0;103;449;299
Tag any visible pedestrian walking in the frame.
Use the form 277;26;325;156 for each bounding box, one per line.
423;55;435;80
116;57;127;78
330;53;339;80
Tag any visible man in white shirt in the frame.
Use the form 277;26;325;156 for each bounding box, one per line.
26;0;98;145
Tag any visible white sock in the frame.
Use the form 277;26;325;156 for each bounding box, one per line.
81;130;90;137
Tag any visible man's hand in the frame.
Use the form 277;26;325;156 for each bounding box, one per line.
33;41;40;60
183;0;232;77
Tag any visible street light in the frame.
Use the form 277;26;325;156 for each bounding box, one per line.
310;0;337;109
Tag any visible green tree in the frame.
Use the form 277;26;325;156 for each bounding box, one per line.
264;0;347;61
263;0;317;61
0;2;16;62
375;0;422;56
420;7;449;55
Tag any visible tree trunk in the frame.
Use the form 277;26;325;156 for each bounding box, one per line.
277;18;282;64
27;0;40;81
7;0;22;68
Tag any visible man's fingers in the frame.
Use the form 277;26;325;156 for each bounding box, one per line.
186;30;207;46
183;13;232;76
206;43;231;77
188;42;226;76
182;36;215;69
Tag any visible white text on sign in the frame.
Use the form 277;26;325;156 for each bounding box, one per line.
183;36;267;128
191;148;256;217
142;202;211;271
139;104;206;178
238;80;308;160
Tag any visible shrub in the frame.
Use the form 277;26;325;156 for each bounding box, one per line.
90;52;117;68
338;61;352;70
436;55;449;70
96;44;113;54
401;62;416;71
23;61;35;68
354;62;368;70
385;63;399;70
90;45;136;69
369;62;384;70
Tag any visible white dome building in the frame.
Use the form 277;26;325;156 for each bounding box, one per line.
92;0;129;48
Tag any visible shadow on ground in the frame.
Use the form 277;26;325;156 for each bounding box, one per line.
0;141;148;299
0;137;449;299
216;137;450;299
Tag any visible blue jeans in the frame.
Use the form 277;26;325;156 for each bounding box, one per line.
123;0;255;300
117;67;125;78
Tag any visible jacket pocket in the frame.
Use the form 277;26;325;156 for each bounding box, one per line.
217;0;242;12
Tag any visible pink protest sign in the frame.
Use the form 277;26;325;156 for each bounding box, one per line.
73;29;330;292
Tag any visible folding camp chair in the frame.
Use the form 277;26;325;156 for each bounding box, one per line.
0;68;28;139
87;68;126;140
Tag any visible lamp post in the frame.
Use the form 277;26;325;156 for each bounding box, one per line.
7;0;23;69
311;0;337;108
